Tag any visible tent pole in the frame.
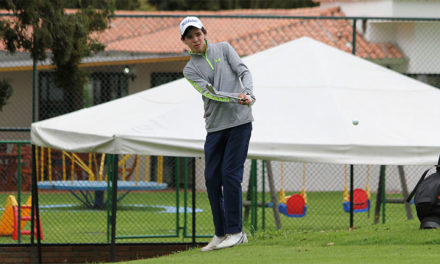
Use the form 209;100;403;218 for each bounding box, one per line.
349;164;354;228
250;160;258;232
374;166;383;224
381;165;386;224
264;160;281;230
397;166;413;220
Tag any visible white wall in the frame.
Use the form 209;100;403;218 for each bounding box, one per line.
408;22;440;73
128;60;188;94
341;0;393;17
365;21;440;73
321;0;440;18
392;1;440;18
0;70;34;140
320;0;393;17
319;0;440;74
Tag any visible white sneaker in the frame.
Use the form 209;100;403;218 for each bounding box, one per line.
201;235;226;252
215;232;248;250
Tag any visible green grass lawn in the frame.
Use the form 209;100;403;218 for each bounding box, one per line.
0;190;215;244
0;190;418;244
114;221;440;264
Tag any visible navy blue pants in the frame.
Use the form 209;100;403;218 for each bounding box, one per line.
204;122;252;236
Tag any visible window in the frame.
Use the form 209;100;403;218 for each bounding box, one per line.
39;72;71;120
38;71;129;120
407;74;440;90
91;72;129;105
151;72;183;88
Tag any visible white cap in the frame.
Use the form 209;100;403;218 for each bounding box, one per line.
180;16;203;36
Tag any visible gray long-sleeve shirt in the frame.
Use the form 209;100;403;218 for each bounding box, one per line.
183;41;255;132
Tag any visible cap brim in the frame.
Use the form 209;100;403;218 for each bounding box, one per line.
181;22;203;36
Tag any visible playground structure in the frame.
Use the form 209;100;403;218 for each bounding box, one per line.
278;162;307;218
0;195;20;236
244;161;309;231
0;150;421;245
342;164;371;213
35;147;168;208
0;195;42;241
243;161;417;232
0;141;420;244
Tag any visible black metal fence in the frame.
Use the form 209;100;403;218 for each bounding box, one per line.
1;13;440;245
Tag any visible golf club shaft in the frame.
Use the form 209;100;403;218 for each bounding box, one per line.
206;84;247;101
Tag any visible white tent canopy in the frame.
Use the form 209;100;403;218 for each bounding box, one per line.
31;37;440;165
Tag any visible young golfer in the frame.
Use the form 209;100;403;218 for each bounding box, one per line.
180;16;255;251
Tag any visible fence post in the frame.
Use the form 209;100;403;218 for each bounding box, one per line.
261;160;265;230
110;154;118;262
17;144;22;244
32;58;37;122
31;144;42;263
183;157;188;237
349;18;357;230
250;160;258;232
192;157;196;246
106;154;112;243
176;157;180;237
352;18;357;55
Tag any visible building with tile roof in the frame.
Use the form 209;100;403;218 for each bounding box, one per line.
0;6;423;134
314;0;440;88
314;0;440;18
1;6;406;69
98;7;405;62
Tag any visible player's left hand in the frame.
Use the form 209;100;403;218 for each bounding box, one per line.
238;93;250;105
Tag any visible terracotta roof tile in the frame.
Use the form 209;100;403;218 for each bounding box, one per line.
313;0;355;3
0;7;404;61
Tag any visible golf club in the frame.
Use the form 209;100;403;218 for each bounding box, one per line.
206;84;247;102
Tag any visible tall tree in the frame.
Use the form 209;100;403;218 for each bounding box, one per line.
0;79;12;111
0;0;114;112
65;0;143;10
